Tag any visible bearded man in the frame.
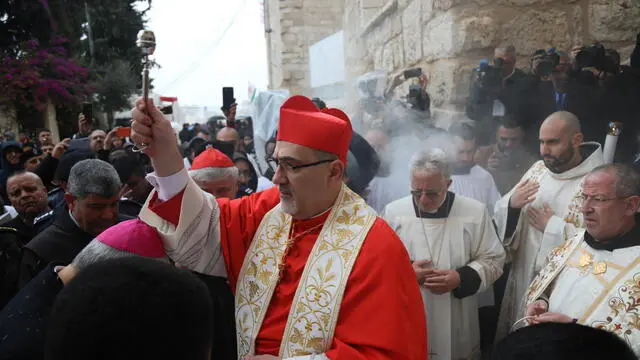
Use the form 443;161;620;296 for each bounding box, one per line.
130;95;427;359
494;111;604;341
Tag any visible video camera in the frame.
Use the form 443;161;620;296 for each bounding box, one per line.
474;58;504;92
575;43;618;74
531;48;560;77
356;71;388;115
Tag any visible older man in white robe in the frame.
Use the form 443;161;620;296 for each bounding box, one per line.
494;111;604;341
524;164;640;356
383;148;506;360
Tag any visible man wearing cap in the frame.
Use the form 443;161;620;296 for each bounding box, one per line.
131;95;427;359
189;147;239;199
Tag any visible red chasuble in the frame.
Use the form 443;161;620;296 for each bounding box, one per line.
152;187;427;359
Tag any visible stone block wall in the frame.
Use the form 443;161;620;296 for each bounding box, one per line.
343;0;639;115
265;0;345;96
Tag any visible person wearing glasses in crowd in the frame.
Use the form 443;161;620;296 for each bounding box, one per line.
493;111;603;342
382;148;505;360
524;164;640;356
130;95;427;359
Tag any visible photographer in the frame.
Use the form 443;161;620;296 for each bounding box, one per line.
466;46;529;146
475;117;537;195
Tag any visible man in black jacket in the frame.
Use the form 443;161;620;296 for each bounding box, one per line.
466;46;530;146
4;172;52;247
19;159;129;288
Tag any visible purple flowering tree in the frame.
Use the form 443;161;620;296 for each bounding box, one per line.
0;36;93;112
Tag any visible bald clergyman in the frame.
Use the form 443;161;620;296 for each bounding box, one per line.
493;111;604;341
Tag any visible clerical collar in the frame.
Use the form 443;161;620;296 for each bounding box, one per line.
584;217;640;252
413;191;456;219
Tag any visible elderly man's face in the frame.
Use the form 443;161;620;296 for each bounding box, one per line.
90;130;106;153
195;176;237;199
7;174;49;218
410;169;451;213
581;171;639;240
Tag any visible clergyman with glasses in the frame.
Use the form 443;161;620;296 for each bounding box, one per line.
523;164;640;356
493;111;604;342
382;148;505;360
130;95;428;359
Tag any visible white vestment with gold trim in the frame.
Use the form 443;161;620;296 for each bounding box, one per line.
493;143;603;340
525;229;640;356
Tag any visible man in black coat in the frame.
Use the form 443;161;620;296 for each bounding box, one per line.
19;159;129;288
4;172;52;247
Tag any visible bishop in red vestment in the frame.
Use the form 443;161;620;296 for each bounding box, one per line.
131;95;427;360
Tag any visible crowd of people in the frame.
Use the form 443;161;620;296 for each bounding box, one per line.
0;37;638;360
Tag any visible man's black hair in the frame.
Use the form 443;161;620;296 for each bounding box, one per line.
312;97;327;110
493;322;636;360
45;257;212;360
112;154;146;184
498;115;524;130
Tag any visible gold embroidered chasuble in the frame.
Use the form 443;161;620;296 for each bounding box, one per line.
235;184;377;358
493;142;603;341
526;230;640;355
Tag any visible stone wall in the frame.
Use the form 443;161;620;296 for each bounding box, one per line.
265;0;345;96
343;0;638;115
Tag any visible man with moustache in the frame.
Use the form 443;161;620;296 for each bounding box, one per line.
494;111;604;341
4;172;51;246
524;164;640;356
130;95;427;359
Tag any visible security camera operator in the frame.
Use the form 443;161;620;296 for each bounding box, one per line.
466;46;529;147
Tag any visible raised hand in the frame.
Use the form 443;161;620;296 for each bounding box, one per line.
52;138;70;160
131;98;183;176
509;179;539;209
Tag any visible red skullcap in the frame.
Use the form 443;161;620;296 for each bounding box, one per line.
190;147;234;170
277;95;352;163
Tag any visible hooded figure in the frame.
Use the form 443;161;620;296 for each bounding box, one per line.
232;151;259;197
0;141;24;205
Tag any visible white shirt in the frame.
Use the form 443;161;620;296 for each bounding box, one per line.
450;165;501;216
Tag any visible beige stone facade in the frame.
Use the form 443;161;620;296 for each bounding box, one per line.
265;0;344;96
268;0;638;116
